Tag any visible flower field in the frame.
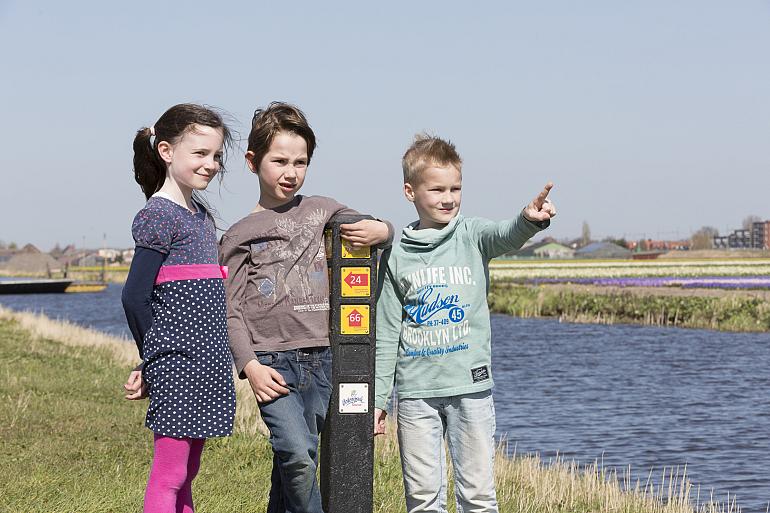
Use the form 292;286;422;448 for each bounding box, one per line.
488;258;770;330
530;276;770;290
490;259;770;289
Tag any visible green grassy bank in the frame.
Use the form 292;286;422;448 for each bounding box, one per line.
0;308;737;512
488;282;770;332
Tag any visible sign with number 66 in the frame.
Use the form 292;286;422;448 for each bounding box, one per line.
340;305;370;335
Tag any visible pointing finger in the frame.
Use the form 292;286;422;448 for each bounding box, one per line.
535;182;554;205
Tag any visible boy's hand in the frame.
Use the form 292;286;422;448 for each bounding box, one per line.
124;369;148;400
374;408;387;435
522;182;557;222
243;359;290;403
340;220;389;248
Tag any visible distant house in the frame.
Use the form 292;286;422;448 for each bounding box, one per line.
574;241;632;259
0;249;13;266
505;240;575;259
0;244;62;274
98;248;122;261
75;252;103;267
122;248;135;264
714;221;770;249
61;244;78;255
57;253;83;268
627;239;690;252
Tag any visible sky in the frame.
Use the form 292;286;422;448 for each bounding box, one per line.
1;0;769;250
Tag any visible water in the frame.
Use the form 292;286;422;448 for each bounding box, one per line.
491;315;770;511
0;283;131;339
1;287;769;510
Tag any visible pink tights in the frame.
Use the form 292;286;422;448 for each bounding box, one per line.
144;434;206;513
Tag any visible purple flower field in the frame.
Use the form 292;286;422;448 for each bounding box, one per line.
530;276;770;290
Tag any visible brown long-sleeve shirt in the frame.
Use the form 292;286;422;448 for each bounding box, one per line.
219;195;392;377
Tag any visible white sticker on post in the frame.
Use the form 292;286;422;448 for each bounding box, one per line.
338;383;368;414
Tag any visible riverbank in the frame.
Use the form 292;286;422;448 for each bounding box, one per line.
0;268;128;284
488;282;770;332
0;307;738;512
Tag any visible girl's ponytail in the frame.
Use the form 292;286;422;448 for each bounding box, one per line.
132;126;167;200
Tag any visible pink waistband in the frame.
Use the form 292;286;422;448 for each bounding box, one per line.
155;264;229;285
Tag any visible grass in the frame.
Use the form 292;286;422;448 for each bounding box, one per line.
488;282;770;332
0;306;741;513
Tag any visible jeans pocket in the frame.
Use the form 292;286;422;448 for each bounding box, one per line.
255;351;278;366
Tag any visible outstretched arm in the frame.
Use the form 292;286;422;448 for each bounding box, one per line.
472;183;556;258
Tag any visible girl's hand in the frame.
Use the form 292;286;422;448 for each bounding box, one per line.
340;220;389;249
522;182;557;222
124;370;148;400
243;360;289;403
374;408;387;436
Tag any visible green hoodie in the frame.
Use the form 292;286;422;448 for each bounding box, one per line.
374;213;546;410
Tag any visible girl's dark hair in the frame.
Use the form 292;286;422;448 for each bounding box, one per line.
132;103;233;200
247;102;316;170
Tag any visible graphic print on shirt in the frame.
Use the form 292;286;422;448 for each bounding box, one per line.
401;265;474;358
249;208;330;312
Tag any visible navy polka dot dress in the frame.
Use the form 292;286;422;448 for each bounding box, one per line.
132;196;235;438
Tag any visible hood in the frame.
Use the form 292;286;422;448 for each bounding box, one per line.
399;215;462;252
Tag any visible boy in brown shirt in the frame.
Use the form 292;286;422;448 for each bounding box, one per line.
219;102;392;513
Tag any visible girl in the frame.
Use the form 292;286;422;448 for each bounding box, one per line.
219;102;393;513
122;103;236;513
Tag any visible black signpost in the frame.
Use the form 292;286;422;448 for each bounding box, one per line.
320;214;377;513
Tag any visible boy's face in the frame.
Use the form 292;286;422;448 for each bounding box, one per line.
404;164;462;230
246;131;308;209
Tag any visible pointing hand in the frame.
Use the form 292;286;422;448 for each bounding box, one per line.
522;182;556;222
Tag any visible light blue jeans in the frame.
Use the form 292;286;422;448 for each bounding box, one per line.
397;390;498;513
255;347;332;513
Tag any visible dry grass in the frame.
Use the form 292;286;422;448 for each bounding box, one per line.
491;450;740;513
0;305;138;364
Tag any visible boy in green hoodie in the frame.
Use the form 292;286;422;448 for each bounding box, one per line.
374;134;556;513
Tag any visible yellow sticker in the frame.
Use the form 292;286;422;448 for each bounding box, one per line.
341;239;371;259
340;305;370;335
341;267;371;297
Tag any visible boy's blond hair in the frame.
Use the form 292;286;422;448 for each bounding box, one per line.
402;134;462;184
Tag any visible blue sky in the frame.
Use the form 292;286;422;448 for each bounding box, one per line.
1;1;768;250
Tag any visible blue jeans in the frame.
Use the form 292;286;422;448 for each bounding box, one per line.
255;347;332;513
397;390;498;513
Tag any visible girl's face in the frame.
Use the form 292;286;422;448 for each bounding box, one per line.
247;131;309;209
160;125;224;193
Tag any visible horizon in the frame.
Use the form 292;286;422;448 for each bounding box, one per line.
4;221;766;253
